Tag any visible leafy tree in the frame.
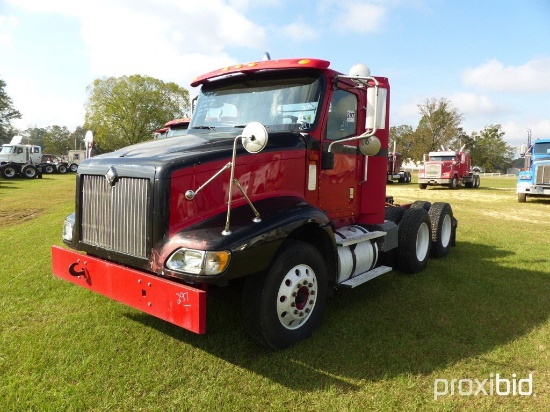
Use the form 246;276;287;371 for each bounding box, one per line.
389;125;415;160
43;125;71;156
467;124;515;172
21;127;47;147
411;97;464;160
0;77;22;144
69;126;88;151
85;75;190;151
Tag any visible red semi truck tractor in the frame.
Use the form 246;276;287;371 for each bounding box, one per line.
387;142;411;183
418;147;480;189
52;58;457;349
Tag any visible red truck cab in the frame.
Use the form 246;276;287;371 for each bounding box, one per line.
418;148;479;189
52;58;457;348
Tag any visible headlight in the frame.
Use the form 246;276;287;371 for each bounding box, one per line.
166;248;230;276
62;213;75;242
519;174;532;180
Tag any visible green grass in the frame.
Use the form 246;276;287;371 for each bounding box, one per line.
1;174;549;411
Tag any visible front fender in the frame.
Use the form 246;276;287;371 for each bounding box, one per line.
152;197;332;284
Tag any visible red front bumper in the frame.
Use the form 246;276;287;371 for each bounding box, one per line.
51;246;206;334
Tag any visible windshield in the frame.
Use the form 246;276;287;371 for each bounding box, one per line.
166;128;188;138
534;142;550;155
429;155;456;162
189;73;323;133
0;145;14;154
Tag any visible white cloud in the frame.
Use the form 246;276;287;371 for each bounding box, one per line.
450;92;510;117
7;75;85;130
462;58;550;93
280;21;318;42
331;2;387;33
0;15;18;50
8;0;267;85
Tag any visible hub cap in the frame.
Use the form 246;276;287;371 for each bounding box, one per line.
276;264;317;330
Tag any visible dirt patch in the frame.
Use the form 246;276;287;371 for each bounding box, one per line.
0;209;45;228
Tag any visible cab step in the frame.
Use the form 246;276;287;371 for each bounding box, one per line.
339;265;393;288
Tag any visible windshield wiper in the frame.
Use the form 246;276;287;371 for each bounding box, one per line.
191;126;216;130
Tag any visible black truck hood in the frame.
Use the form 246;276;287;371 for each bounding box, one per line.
78;131;310;179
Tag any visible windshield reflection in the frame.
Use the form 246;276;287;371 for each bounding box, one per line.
189;74;323;134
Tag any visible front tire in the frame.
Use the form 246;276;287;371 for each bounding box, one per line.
1;165;17;179
449;176;458;189
518;193;527;203
241;240;327;349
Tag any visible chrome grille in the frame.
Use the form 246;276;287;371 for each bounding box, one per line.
425;164;441;178
535;164;550;185
81;175;150;258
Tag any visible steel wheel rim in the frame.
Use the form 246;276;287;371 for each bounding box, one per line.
416;222;430;261
276;264;317;330
440;214;452;248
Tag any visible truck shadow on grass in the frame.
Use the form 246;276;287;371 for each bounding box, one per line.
127;240;550;391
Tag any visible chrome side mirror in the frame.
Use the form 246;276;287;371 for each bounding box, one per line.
241;122;268;153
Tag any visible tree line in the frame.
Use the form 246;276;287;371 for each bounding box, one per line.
0;74;190;155
1;75;515;171
390;98;515;172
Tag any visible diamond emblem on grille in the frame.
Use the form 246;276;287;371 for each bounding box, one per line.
105;166;118;187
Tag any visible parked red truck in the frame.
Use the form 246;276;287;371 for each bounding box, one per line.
418;147;480;189
154;117;191;139
387;142;411;183
52;58;457;349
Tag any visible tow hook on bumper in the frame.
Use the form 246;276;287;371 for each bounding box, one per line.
51;245;207;334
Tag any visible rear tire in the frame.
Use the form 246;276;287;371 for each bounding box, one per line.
69;163;78;172
22;165;37;178
397;208;432;273
43;164;55;174
57;164;67;174
410;200;432;212
385;205;406;224
241;240;327;349
474;175;480;188
428;202;454;258
419;183;427;190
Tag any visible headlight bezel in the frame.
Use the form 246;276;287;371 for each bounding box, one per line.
166;248;231;276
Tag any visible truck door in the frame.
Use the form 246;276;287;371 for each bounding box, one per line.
318;89;361;220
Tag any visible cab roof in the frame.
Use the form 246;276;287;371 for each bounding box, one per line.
190;58;332;87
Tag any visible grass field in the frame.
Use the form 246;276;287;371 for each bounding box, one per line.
1;173;548;411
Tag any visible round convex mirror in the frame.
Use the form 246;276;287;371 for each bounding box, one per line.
359;135;381;156
241;122;268;153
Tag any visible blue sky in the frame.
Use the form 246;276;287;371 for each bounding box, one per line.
1;0;549;147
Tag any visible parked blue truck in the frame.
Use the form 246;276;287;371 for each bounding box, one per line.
517;130;550;202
